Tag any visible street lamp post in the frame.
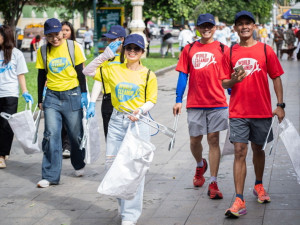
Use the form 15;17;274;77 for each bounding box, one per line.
129;0;148;56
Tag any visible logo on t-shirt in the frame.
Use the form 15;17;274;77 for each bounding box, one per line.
115;82;140;102
235;58;261;76
49;57;71;73
192;52;216;69
0;60;12;73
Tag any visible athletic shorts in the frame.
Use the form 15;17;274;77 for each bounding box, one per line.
187;108;228;137
229;118;273;146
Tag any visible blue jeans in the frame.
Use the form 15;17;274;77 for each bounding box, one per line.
42;86;85;184
106;109;150;222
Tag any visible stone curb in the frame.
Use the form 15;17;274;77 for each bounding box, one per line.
155;64;177;76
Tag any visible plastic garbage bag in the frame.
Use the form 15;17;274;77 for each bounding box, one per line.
98;122;156;200
81;108;101;164
0;103;40;154
279;118;300;184
222;128;235;156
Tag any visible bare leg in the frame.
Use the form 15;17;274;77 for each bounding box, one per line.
251;142;265;182
207;132;220;177
233;143;248;195
190;135;203;163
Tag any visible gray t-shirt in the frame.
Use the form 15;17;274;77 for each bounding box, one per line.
0;48;28;98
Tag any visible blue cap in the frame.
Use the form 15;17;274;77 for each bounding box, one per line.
197;13;215;26
234;11;255;24
123;34;145;49
44;18;62;35
103;25;126;39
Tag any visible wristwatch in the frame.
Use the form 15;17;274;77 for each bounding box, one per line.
277;103;286;109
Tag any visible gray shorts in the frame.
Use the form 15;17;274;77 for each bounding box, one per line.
229;118;273;146
187;108;228;137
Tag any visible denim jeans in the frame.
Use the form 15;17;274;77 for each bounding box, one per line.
106;109;150;222
42;86;85;183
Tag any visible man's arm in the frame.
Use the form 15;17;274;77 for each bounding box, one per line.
272;76;285;122
222;70;246;89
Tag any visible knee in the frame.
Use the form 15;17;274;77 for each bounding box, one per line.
190;136;202;148
234;145;247;160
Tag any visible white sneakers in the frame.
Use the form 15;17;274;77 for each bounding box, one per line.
0;157;6;168
62;149;71;158
37;179;50;188
75;168;84;177
121;221;136;225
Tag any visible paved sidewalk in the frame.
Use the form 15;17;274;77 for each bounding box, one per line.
1;59;300;225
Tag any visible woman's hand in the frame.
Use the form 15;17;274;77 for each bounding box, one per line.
128;109;140;122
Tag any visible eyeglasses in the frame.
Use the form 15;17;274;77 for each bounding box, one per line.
125;46;142;52
46;33;61;40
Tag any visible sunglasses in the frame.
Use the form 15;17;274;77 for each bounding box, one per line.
125;46;142;52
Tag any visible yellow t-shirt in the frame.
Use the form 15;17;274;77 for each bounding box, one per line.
259;28;268;38
94;55;122;94
99;63;157;112
36;39;86;91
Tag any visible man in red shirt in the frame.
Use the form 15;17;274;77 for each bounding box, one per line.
173;13;228;200
220;11;285;218
30;35;41;61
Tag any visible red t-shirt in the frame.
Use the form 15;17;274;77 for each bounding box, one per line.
176;41;228;108
220;42;284;118
30;37;40;45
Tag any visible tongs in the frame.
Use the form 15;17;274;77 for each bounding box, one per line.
80;107;89;150
119;105;176;139
32;103;42;144
168;114;179;151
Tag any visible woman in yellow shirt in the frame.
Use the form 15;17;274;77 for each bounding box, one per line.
35;18;87;188
83;34;157;225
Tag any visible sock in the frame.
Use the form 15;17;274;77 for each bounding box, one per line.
197;160;204;167
255;180;262;185
236;194;244;201
210;176;217;183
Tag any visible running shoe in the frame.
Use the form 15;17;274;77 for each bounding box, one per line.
208;181;223;199
193;158;207;187
63;149;71;159
225;197;247;218
0;157;6;168
253;183;271;203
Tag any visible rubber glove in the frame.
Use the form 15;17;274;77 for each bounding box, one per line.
227;88;232;95
107;41;122;56
81;92;88;108
22;92;34;104
86;102;95;119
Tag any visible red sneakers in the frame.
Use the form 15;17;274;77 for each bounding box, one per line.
208;182;223;199
253;184;271;203
193;158;207;187
225;197;247;218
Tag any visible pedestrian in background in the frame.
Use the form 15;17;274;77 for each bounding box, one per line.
160;32;175;58
259;24;268;43
273;26;284;57
230;29;239;47
173;13;228;200
0;25;33;168
83;25;126;139
30;34;41;61
144;18;151;57
84;26;93;53
83;34;158;225
285;23;296;60
221;11;285;218
178;25;194;58
36;18;87;188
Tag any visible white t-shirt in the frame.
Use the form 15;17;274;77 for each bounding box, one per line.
84;30;93;43
0;48;28;98
178;29;194;48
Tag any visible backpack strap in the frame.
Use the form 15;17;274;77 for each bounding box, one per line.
99;66;106;95
66;40;75;67
41;44;48;73
220;42;225;54
264;43;267;64
145;69;151;102
188;41;197;54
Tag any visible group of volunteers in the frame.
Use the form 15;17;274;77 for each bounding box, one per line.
173;10;285;219
0;9;285;225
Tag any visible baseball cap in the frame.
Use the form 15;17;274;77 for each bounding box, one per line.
234;11;255;24
44;18;62;35
103;25;126;39
197;13;215;26
123;34;145;49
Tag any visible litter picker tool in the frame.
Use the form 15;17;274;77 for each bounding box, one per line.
168;114;179;151
262;116;276;151
32;108;42;144
119;105;176;139
80;107;89;150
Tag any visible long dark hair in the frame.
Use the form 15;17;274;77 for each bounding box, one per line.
61;21;76;41
0;25;16;65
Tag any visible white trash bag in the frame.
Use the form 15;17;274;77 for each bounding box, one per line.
98;122;156;200
279;118;300;184
222;128;235;156
0;103;41;154
81;109;101;164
